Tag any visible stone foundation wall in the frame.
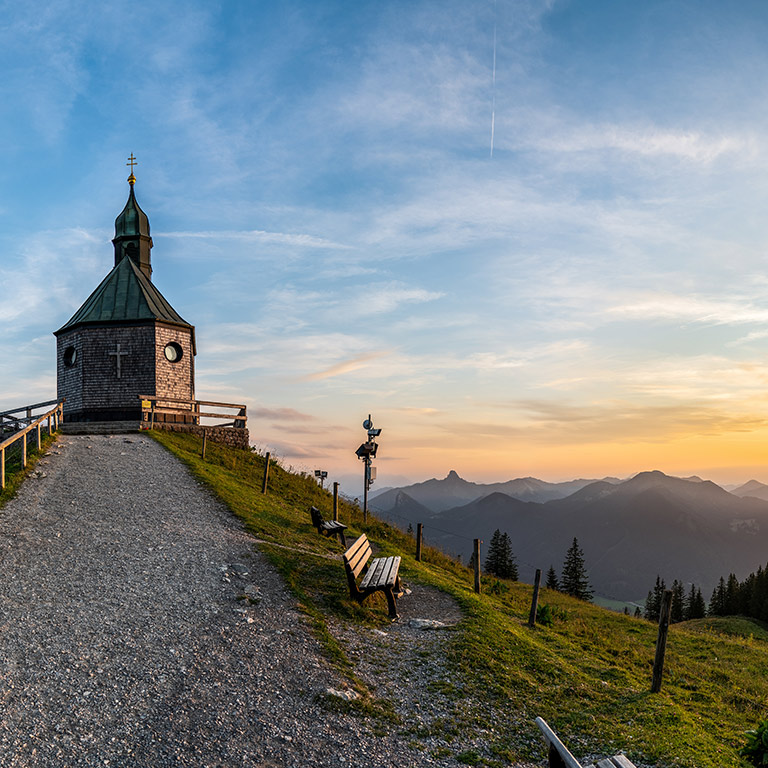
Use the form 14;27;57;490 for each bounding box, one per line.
149;422;250;450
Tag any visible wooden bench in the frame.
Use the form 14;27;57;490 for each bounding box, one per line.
536;717;637;768
343;534;402;620
309;506;347;547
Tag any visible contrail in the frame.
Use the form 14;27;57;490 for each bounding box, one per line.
490;0;497;157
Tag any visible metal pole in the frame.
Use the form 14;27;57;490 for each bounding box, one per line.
363;457;369;523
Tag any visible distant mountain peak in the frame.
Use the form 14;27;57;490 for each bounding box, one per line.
445;470;462;480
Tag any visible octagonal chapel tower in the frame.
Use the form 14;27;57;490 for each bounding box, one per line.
54;171;196;423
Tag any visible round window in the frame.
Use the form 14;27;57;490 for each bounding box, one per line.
63;346;78;367
164;342;183;363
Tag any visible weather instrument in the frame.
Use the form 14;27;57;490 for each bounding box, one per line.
356;414;382;522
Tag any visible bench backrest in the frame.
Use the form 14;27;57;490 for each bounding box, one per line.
343;534;372;579
535;717;582;768
310;505;323;528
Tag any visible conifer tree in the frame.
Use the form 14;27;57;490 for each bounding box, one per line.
725;573;740;615
560;537;593;601
709;576;727;616
684;584;698;621
644;589;654;621
671;579;685;623
484;530;518;580
484;530;503;576
545;565;559;591
499;532;518;580
644;576;665;621
691;587;706;619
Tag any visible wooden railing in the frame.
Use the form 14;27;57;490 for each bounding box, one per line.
0;399;62;437
0;400;64;490
138;396;247;429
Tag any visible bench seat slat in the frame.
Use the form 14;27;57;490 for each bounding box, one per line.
359;556;388;590
359;556;401;591
608;757;637;768
321;521;346;533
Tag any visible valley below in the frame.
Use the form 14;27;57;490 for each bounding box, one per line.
371;469;768;603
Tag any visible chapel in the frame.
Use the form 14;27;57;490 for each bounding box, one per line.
54;163;196;424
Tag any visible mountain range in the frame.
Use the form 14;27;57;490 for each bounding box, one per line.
371;470;768;602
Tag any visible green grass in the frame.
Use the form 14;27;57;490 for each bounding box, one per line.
150;430;767;767
0;430;58;508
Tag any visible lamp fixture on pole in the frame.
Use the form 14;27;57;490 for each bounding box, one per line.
314;469;328;489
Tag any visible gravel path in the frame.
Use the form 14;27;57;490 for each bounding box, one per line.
0;434;538;767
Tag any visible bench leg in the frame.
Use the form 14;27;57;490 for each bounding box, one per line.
394;574;404;598
384;587;399;621
339;530;347;547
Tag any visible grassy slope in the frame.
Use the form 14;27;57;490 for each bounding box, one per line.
0;431;57;508
150;430;765;768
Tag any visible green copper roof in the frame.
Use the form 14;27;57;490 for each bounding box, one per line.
56;256;192;334
114;184;150;238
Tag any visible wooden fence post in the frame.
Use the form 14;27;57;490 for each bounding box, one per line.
1;447;5;490
201;431;208;460
473;539;481;594
528;568;542;628
22;433;27;469
261;451;270;494
651;589;673;693
416;523;423;561
333;482;339;521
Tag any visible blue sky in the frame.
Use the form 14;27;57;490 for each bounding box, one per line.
4;0;768;493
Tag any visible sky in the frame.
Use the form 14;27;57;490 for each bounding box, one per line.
4;0;768;494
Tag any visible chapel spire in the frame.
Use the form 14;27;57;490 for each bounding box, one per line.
112;154;153;280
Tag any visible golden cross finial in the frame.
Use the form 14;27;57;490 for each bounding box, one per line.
126;153;138;185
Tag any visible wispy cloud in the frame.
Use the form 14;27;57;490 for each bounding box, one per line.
304;351;392;381
607;294;768;326
159;229;349;249
251;407;316;421
528;124;747;163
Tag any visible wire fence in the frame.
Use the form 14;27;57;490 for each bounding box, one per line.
371;503;646;609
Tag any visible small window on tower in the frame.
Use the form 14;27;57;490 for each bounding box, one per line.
63;346;77;367
164;342;183;363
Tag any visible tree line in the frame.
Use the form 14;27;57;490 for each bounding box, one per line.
644;576;706;623
707;564;768;621
643;563;768;624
